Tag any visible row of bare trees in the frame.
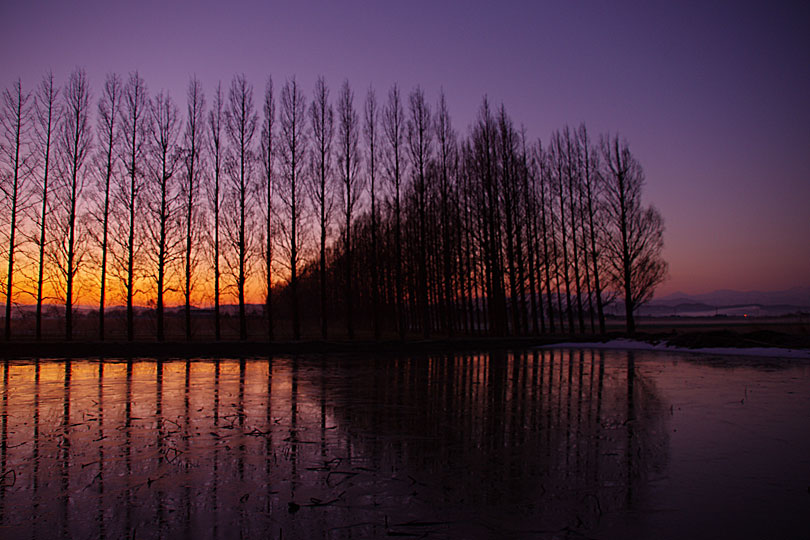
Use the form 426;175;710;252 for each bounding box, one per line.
0;70;666;341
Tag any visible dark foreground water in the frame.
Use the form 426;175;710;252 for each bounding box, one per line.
0;350;808;539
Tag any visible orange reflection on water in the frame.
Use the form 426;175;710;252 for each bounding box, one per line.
0;351;806;539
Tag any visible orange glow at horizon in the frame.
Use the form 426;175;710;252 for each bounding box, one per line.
2;263;278;309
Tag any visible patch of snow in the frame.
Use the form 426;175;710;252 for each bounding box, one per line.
541;339;810;360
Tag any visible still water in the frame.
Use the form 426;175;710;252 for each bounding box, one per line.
0;350;807;539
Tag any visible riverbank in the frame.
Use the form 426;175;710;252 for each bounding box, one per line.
1;328;807;359
0;336;561;359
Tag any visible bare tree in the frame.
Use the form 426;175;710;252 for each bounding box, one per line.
181;76;205;340
33;72;60;339
535;141;556;333
94;73;120;340
307;76;334;339
540;141;560;332
144;90;181;341
363;86;380;338
278;77;307;340
549;131;575;332
224;74;258;341
259;77;275;340
521;130;543;334
407;86;432;337
337;80;362;339
578;124;606;333
382;84;406;338
496;106;522;335
434;90;457;336
1;79;31;339
54;68;92;341
117;71;150;341
0;70;674;343
512;126;530;335
469;97;507;335
600;135;667;334
564;126;586;333
207;83;224;340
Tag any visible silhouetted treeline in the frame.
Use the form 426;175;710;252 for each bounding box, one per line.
0;70;667;341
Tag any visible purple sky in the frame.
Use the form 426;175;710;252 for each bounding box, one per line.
2;0;809;296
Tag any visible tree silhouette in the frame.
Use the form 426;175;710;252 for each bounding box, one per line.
55;68;92;341
497;106;524;335
145;90;181;342
468;98;508;336
307;76;334;339
224;74;257;341
563;127;586;333
0;71;671;341
521;131;542;334
259;77;275;341
534;141;556;333
1;79;31;340
181;76;205;340
337;80;362;339
278;77;307;340
93;73;121;341
549;131;575;333
363;86;381;339
33;72;60;340
600;135;667;334
434;90;457;336
383;84;407;339
407;87;432;337
207;83;224;340
118;71;150;341
578;124;606;333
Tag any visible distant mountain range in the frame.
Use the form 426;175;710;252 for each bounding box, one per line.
653;286;810;306
642;287;810;317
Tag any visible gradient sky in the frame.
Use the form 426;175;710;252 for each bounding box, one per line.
2;0;808;296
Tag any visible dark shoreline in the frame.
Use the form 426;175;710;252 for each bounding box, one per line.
0;336;578;359
1;329;807;359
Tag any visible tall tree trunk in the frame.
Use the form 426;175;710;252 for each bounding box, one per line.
225;75;258;341
35;74;57;340
566;129;586;333
184;77;204;342
383;85;405;339
555;140;574;333
261;78;275;342
62;69;91;342
209;84;223;341
523;147;541;335
538;152;556;333
2;80;28;340
581;126;605;334
279;77;305;340
121;72;148;342
365;89;380;339
338;81;360;340
97;75;120;342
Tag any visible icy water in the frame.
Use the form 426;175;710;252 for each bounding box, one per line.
0;350;808;539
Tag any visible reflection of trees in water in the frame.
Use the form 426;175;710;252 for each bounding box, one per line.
0;362;8;527
0;351;668;538
321;350;669;531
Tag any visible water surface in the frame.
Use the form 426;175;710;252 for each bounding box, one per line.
0;350;807;538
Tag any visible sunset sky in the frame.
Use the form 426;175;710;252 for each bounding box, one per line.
2;0;808;297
